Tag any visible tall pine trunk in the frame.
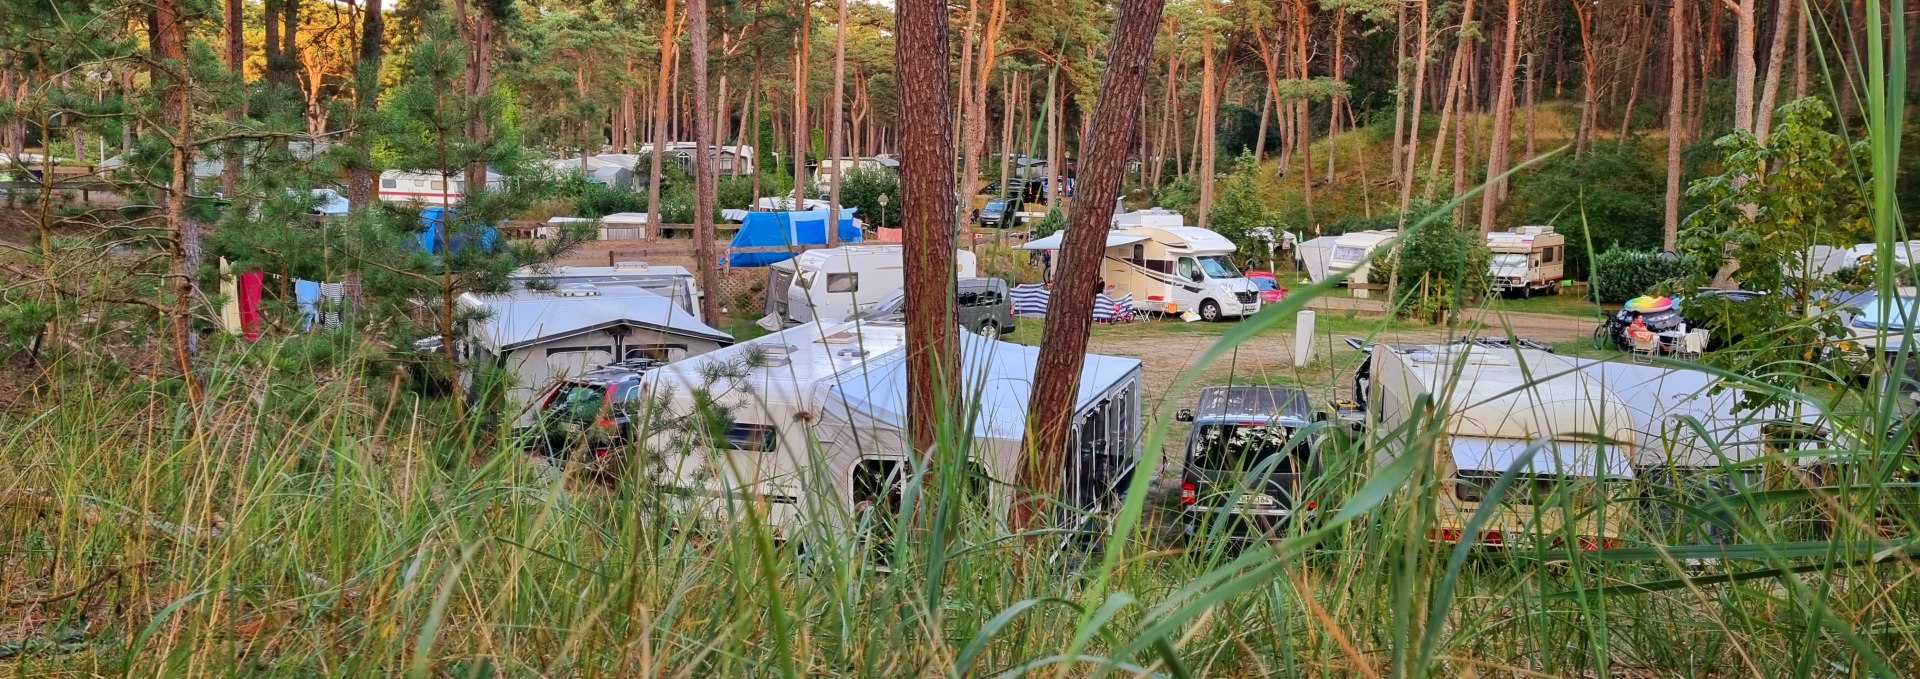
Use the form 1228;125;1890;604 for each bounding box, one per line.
1663;0;1686;251
895;0;958;455
1196;14;1217;227
793;0;812;227
692;0;721;323
221;0;244;198
1479;0;1521;233
828;0;848;236
155;0;201;403
1395;0;1432;225
1018;0;1168;529
646;0;679;235
1753;0;1794;141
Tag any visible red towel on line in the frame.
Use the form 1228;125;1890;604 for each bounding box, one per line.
239;270;264;341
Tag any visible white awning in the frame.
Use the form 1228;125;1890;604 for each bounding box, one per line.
1018;231;1152;251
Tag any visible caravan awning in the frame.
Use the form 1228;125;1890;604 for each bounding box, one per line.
1018;231;1151;251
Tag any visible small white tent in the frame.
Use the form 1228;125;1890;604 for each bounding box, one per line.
1297;235;1340;283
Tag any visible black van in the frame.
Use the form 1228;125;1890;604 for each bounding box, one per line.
1176;386;1320;543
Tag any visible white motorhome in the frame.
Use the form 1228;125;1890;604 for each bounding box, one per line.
639;319;1145;541
766;244;980;324
1486;225;1566;296
511;261;707;323
458;284;733;425
1324;230;1397;286
377;169;506;205
1021;215;1262;321
1353;340;1838;548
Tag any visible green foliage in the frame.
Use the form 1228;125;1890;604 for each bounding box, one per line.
1215;104;1275;158
1029;207;1067;239
1206;152;1283;251
835;167;901;227
1378;207;1486;318
573;182;648;218
1324;212;1399;236
1508;141;1669;276
1589;249;1693;303
1677;97;1872;410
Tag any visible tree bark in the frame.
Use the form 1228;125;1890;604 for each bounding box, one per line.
1292;0;1313;227
691;0;721;323
1479;0;1521;233
828;0;848;237
1196;12;1217;226
348;0;384;208
1663;0;1686;252
895;0;958;456
647;0;679;234
155;0;201;403
221;0;244;199
1733;0;1758;132
1753;0;1794;141
794;0;812;226
1395;0;1432;225
1571;0;1598;157
1018;0;1167;529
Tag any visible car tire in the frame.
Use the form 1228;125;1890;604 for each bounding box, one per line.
977;320;1001;340
1200;299;1222;322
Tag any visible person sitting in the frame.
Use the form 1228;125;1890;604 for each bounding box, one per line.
1627;314;1654;343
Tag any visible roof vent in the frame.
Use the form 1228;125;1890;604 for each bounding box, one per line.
556;283;602;297
614;260;651;272
752;344;796;367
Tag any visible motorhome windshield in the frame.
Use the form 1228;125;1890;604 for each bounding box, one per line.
1490;253;1528;267
1197;256;1242;279
1194;424;1304;472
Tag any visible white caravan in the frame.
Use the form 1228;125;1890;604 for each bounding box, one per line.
377;169;506;205
458;284;733;425
511;261;707;323
1354;340;1839;548
1486;225;1566;296
766;244;979;324
1020;213;1262;321
1324;230;1397;286
638;319;1145;541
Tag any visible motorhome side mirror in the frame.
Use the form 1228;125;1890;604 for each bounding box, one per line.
1175;408;1195;422
1189;271;1204;283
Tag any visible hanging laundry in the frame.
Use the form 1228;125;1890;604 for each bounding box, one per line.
238;270;264;341
218;258;242;335
319;282;346;329
294;279;322;331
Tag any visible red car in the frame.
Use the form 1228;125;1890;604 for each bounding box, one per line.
1246;270;1287;305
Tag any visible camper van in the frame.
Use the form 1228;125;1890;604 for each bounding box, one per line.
1324;230;1398;286
377;169;506;205
1487;226;1566;296
1349;339;1842;549
1019;213;1262;321
765;244;980;324
638;320;1145;541
511;262;707;323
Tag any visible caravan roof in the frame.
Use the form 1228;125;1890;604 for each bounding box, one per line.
461;285;731;352
1018;231;1152;251
1112;207;1187;229
1148;226;1238;253
1335;230;1398;249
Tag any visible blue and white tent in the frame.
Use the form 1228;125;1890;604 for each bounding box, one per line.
725;209;863;266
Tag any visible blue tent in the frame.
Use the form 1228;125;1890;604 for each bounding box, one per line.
418;206;501;255
726;208;862;266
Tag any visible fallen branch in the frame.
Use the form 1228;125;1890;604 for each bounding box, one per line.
5;561;155;607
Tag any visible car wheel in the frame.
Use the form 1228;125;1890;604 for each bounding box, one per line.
977;320;1001;340
1200;299;1222;322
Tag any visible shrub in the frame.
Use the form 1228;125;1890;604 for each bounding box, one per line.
574;182;648;218
1591;248;1692;302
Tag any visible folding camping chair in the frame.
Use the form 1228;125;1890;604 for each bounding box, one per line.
1629;332;1662;363
1674;329;1710;360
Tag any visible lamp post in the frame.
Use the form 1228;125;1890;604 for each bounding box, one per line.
876;192;889;229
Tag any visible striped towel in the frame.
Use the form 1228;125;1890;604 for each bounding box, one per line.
1111;293;1135;322
1010;284;1050;317
319;282;346;329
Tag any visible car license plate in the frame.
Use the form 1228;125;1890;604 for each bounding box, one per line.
1235;494;1278;508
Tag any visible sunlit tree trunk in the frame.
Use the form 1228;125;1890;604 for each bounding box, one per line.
691;0;721;323
1754;0;1794;141
895;0;957;457
155;0;201;404
1663;0;1686;251
647;0;679;235
1019;0;1167;529
1733;0;1757;132
1395;0;1431;225
222;0;244;199
794;0;812;229
1196;9;1217;226
1292;0;1313;227
1570;0;1597;157
1480;0;1521;233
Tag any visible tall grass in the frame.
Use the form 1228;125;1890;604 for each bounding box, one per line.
6;12;1920;677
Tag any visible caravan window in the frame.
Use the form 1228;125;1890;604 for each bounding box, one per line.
1333;245;1368;261
1541;247;1558;263
430;180;446;190
380;178;397;189
958;287;1003;307
1131;244;1146;265
625;344;688;362
721;423;779;452
826;273;859;293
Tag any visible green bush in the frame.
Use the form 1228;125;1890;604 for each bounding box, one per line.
574;182;648;218
1591;248;1692;302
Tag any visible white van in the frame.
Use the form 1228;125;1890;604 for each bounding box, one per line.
1020;212;1262;321
766;244;979;324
